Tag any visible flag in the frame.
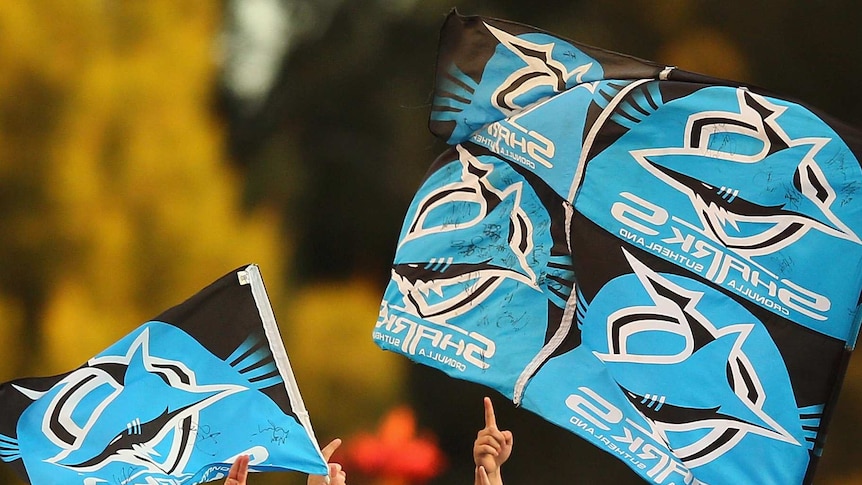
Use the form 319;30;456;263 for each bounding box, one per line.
0;264;329;484
374;10;862;485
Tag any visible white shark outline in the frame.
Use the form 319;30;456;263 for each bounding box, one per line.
629;88;861;258
593;249;800;468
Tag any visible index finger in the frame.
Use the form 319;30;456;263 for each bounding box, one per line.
483;397;497;429
475;465;492;485
320;438;343;461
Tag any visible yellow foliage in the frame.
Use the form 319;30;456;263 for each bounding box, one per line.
0;5;297;481
0;2;286;372
40;276;133;374
0;295;23;382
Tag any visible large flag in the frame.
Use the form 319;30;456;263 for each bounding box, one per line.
0;264;329;484
374;10;862;485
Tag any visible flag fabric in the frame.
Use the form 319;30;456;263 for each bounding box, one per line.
0;264;329;484
374;11;862;485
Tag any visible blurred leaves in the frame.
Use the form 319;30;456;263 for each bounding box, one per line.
0;1;285;380
0;2;296;482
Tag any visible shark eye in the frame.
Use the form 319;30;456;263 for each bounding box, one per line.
793;163;830;204
701;182;714;190
726;356;761;405
150;363;192;386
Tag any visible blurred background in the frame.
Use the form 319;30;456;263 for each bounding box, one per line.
1;1;860;483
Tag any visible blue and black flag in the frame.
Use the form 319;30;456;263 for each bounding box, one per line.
375;11;862;484
0;265;328;484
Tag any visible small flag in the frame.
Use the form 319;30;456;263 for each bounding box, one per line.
375;10;862;484
0;264;328;484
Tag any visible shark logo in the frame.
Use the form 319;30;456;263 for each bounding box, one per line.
3;268;330;484
587;249;802;468
13;322;256;483
15;324;246;480
484;22;593;115
384;143;577;400
394;144;544;324
630;88;861;257
431;21;601;145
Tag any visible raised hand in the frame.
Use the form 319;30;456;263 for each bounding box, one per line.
308;438;346;485
472;397;513;485
223;438;346;485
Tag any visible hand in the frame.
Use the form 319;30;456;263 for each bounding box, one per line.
224;454;249;485
472;397;512;485
307;438;347;485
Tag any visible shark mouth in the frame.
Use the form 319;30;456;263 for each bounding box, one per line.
393;259;535;324
66;403;199;473
647;161;854;256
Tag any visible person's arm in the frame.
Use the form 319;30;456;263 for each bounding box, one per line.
473;397;513;485
307;438;346;485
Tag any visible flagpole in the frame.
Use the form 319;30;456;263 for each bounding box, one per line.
241;264;328;467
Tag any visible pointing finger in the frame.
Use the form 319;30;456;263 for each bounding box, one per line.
320;438;343;461
483;397;497;429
